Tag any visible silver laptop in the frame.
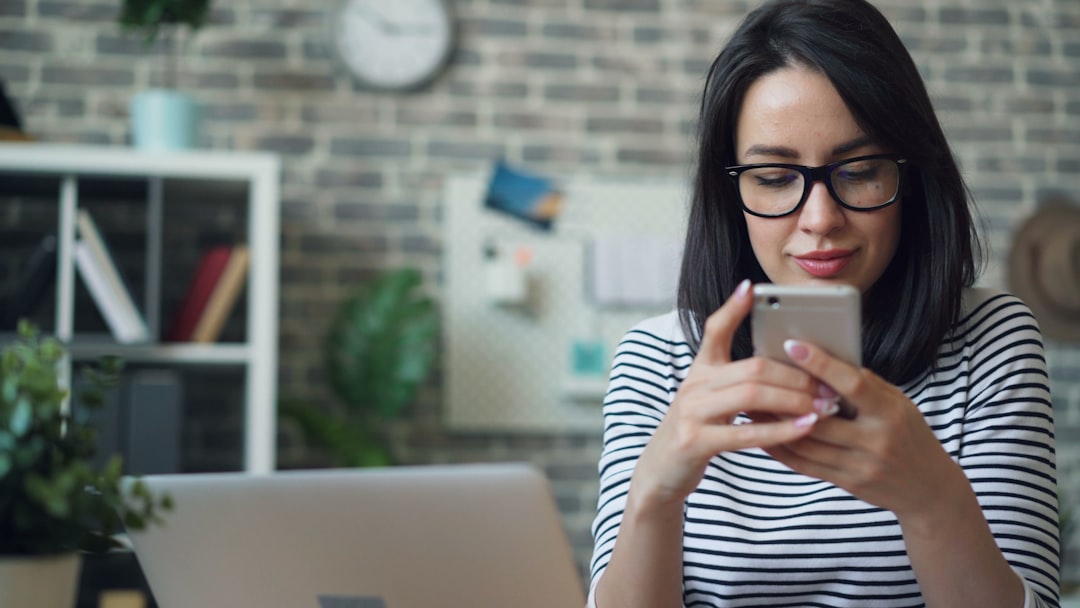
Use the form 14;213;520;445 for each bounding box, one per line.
124;462;586;608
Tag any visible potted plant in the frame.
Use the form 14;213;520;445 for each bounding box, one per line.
117;0;213;150
279;268;439;468
0;321;171;608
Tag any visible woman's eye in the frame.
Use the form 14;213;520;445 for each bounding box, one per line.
751;171;799;188
836;164;880;182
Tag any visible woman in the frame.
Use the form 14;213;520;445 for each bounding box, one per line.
587;1;1059;607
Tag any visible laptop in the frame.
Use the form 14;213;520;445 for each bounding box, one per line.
124;462;586;608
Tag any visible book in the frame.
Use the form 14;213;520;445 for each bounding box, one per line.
164;245;233;342
2;234;57;329
77;368;182;476
74;241;147;343
124;369;182;475
75;209;150;342
191;244;250;343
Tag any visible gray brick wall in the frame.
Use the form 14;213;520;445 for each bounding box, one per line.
2;0;1080;586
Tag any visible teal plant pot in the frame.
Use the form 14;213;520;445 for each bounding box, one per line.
130;89;199;151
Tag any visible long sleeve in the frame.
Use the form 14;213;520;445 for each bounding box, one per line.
588;313;691;606
953;292;1059;606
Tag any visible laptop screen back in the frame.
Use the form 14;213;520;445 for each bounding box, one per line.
125;462;586;608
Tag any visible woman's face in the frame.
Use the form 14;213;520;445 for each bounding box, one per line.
734;64;901;293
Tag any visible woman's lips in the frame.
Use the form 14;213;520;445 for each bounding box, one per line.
793;250;854;278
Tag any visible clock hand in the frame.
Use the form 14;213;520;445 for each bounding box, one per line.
387;24;438;35
347;4;441;36
348;4;395;34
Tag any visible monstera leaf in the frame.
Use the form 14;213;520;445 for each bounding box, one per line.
278;268;438;468
323;268;438;421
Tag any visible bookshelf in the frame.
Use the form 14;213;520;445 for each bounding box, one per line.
0;143;281;474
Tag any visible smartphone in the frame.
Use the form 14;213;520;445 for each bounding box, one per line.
751;284;861;418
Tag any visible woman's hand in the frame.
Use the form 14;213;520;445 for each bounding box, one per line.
628;281;829;513
763;340;968;519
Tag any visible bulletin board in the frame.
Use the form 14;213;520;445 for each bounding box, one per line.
442;172;689;434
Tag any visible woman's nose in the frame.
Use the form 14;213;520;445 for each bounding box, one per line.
797;180;846;235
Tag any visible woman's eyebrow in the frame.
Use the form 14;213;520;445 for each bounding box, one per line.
742;136;879;162
742;144;799;159
832;136;877;156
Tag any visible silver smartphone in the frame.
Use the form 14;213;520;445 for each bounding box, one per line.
751;284;861;418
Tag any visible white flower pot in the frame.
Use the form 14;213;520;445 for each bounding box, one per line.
0;552;81;608
130;89;200;151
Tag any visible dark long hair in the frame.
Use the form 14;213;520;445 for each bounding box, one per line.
677;0;982;385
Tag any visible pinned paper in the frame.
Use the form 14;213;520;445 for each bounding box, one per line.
587;237;682;308
484;241;533;305
570;339;606;377
484;161;564;230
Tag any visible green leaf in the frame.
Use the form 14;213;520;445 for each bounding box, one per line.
279;398;391;468
2;375;17;405
118;0;213;44
322;268;438;421
9;397;31;436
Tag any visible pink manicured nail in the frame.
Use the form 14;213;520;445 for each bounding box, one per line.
813;399;840;417
794;412;819;428
736;279;751;298
817;384;838;399
784;339;810;361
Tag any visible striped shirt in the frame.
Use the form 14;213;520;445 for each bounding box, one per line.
589;288;1058;607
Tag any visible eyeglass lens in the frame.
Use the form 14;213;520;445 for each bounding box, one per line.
738;157;901;216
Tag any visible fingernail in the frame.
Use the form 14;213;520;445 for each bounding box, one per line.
817;384;837;399
784;339;810;361
813;398;840;417
736;279;751;298
794;412;819;428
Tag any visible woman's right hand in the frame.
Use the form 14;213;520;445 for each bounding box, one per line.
627;280;827;513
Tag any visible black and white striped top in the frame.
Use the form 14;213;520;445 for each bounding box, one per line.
589;288;1058;608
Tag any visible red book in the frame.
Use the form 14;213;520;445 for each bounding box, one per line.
165;246;234;342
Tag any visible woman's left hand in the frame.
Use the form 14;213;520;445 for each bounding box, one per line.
761;339;969;520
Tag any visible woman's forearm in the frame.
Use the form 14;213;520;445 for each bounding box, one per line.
594;491;685;608
898;463;1025;608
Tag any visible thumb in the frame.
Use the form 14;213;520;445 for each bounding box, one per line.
697;279;753;365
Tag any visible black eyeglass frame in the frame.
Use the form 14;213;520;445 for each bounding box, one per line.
724;153;909;218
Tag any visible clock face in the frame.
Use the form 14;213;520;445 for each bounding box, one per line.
332;0;454;91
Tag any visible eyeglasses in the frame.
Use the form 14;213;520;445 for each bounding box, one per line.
725;153;908;218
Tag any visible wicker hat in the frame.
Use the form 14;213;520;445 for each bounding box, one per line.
1007;198;1080;341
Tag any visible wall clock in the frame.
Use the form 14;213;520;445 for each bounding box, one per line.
331;0;455;92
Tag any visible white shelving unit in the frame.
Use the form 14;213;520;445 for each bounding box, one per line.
0;143;281;474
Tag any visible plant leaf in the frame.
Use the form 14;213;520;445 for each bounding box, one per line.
9;397;32;436
279;398;391;467
323;268;438;421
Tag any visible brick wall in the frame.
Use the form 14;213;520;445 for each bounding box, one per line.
2;0;1079;585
